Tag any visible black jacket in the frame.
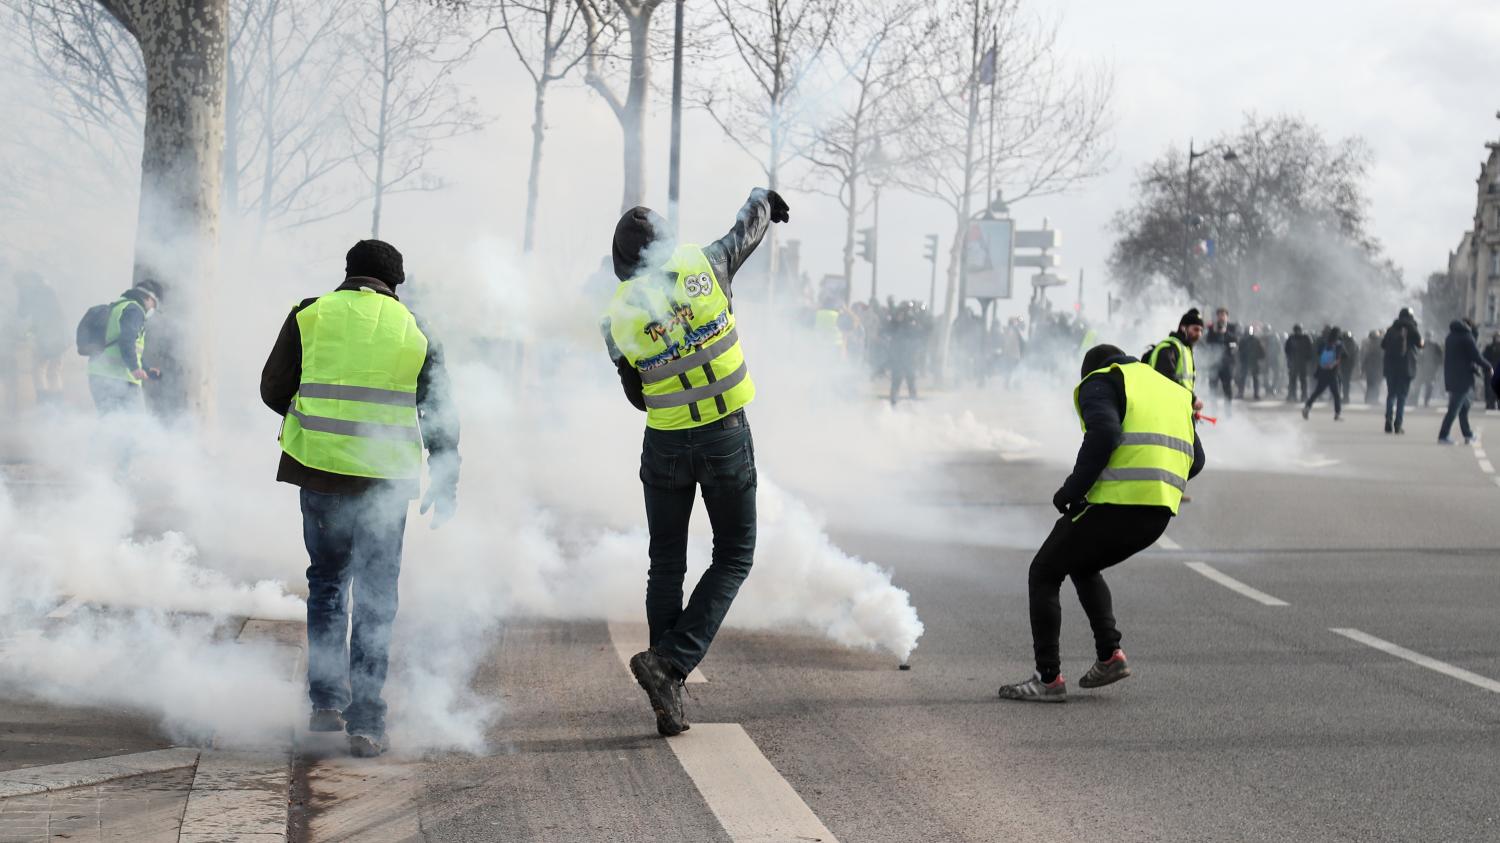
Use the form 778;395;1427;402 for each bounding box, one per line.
603;190;772;410
1382;314;1422;380
1443;320;1491;393
1284;331;1313;366
1149;331;1190;384
1056;356;1206;510
260;277;459;498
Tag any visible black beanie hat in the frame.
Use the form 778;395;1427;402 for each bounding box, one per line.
346;239;405;287
134;278;164;303
612;207;669;281
1180;308;1204;328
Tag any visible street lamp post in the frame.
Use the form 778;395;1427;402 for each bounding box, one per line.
1182;139;1238;301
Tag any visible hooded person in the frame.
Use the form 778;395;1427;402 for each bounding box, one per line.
1283;324;1314;403
259;239;460;758
1302;325;1346;421
1438;318;1491;444
86;278;164;415
600;188;790;737
998;343;1205;703
1381;307;1423;433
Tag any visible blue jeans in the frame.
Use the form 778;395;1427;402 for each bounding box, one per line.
300;488;408;735
639;412;757;677
1439;389;1474;441
1385;375;1410;430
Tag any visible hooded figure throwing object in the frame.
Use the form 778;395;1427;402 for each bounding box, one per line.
601;189;789;736
998;344;1205;703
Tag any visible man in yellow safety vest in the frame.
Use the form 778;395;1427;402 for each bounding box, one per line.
260;239;460;757
998;343;1204;703
1146;307;1205;413
602;188;789;736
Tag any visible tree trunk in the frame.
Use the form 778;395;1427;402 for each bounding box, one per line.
523;77;548;253
101;0;229;422
616;9;653;212
371;0;392;239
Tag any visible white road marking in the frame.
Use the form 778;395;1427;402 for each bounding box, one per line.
1155;535;1181;551
45;596;84;620
1184;562;1290;607
1296;458;1342;469
0;748;201;798
668;723;839;843
607;620;707;684
1330;628;1500;694
1474;448;1487;459
1479;459;1495;474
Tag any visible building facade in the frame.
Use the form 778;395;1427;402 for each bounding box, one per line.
1458;136;1500;328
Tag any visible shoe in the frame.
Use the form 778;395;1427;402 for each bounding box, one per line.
1301;406;1310;420
1385;420;1393;433
1334;415;1343;422
997;672;1067;703
348;732;387;758
1077;649;1133;689
1465;436;1478;445
309;709;345;732
629;650;688;736
1438;437;1455;445
1395;427;1405;435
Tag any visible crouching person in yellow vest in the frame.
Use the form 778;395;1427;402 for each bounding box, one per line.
259;239;459;757
998;343;1204;703
602;188;789;736
86;279;163;415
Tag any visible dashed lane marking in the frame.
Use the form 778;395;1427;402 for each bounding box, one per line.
46;596;84;620
607;621;708;684
1184;562;1290;607
1480;460;1495;474
1330;628;1500;694
1296;458;1342;469
1474;448;1487;459
1155;536;1181;551
668;724;840;843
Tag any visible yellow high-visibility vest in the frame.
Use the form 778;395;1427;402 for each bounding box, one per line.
1073;361;1195;514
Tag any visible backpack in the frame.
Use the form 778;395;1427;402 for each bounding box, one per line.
1318;345;1339;370
75;303;113;356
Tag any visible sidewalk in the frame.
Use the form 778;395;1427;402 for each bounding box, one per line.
0;617;304;842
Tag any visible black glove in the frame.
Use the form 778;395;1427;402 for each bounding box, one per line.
766;190;790;224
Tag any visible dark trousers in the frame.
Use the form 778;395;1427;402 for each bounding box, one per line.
1027;504;1171;681
890;361;918;405
1486;380;1497;410
1305;369;1342;416
1286;364;1307;401
1236;365;1260;400
1215;368;1234;405
1385;376;1410;430
1365;374;1382;405
1439;389;1474;441
640;412;757;677
301;488;408;736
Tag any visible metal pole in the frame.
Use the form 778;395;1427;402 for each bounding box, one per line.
929;248;938;313
667;0;685;236
871;183;881;301
984;26;997;218
1183;139;1196;298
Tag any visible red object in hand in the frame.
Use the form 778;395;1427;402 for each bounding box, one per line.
1194;413;1218;425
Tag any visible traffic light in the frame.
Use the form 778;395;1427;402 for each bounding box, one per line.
858;227;877;263
1251;283;1262;293
922;233;939;262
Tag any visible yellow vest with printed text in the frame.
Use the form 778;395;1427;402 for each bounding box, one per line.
606;245;755;430
1073;361;1195;514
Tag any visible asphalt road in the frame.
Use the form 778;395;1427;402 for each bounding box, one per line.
297;399;1500;842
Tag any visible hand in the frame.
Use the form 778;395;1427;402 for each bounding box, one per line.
147;368;162;380
766;190;790;224
131;369;149;382
1052;488;1076;515
1193;397;1204;412
419;484;457;529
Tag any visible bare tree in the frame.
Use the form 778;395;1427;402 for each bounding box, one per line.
346;0;486;239
575;0;663;213
804;0;931;304
494;0;597;252
891;0;1110;367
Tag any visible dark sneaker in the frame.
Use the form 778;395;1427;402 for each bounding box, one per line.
1301;405;1310;420
629;650;688;736
348;732;387;758
997;672;1066;703
1078;649;1132;689
309;709;345;732
1438;437;1455;445
1384;419;1393;433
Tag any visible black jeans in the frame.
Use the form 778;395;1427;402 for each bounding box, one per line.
1286;364;1307;401
640;412;757;677
1385;375;1410;430
301;488;408;736
890;360;918;405
1027;504;1171;681
1305;369;1342;416
1439;389;1474;441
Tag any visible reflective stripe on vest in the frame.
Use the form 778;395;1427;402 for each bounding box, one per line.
1073;361;1195;514
279;289;428;479
87;299;146;384
606;244;756;430
1148;336;1195;390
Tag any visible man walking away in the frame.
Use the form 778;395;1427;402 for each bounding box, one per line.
1284;324;1313;403
1482;332;1500;409
1382;308;1422;434
1417;340;1443;407
86;280;163;415
1302;326;1345;421
1362;329;1383;405
602;188;787;736
1238;324;1265;400
1339;330;1359;404
260;240;460;758
1438;319;1491;445
998;344;1205;702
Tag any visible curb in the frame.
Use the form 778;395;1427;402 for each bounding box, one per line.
0;747;202;798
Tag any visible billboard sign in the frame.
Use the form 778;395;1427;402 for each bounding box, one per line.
965;218;1014;299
